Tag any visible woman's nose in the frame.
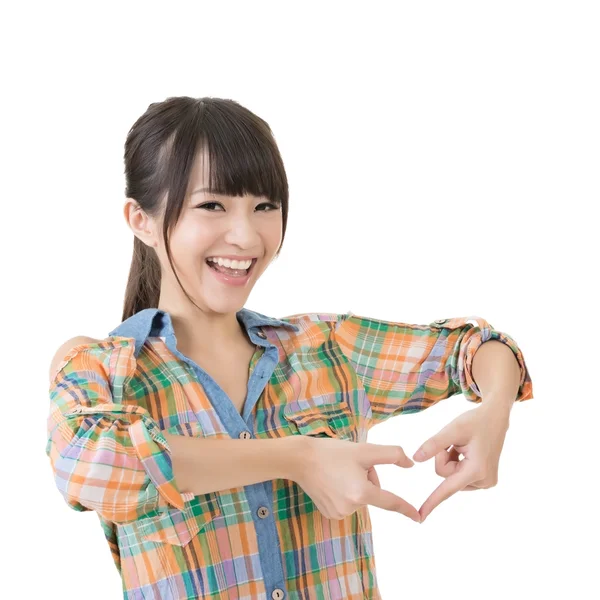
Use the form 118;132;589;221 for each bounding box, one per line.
223;216;262;247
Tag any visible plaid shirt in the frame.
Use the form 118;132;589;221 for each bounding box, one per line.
46;308;534;599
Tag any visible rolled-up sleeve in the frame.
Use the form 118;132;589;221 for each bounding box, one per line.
331;312;533;427
45;338;189;524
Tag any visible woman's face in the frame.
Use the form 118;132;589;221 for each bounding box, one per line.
147;150;283;315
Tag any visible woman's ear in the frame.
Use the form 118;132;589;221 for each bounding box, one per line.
123;198;157;248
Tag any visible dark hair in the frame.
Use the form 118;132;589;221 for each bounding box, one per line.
121;96;289;322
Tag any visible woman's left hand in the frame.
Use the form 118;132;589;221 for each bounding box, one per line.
412;401;512;522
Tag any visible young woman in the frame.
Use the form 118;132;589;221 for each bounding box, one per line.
46;96;534;600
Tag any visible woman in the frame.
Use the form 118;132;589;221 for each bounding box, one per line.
46;96;534;600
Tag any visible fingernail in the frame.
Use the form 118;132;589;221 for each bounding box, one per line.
414;449;426;461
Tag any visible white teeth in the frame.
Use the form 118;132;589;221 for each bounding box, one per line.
207;257;253;269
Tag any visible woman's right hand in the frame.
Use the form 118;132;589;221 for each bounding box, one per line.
290;436;421;523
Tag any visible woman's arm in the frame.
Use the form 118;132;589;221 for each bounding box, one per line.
47;337;189;523
164;433;308;495
47;336;308;525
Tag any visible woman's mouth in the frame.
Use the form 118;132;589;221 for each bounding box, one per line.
205;257;257;281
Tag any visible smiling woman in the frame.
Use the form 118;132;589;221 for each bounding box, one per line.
45;95;535;600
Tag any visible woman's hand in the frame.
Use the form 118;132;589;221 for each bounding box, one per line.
412;401;512;522
291;437;422;523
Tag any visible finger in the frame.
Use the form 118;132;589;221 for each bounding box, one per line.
419;467;475;521
365;444;414;469
362;483;421;523
434;447;461;478
413;422;469;463
367;467;381;488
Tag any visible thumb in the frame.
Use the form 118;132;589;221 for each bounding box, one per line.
363;444;415;469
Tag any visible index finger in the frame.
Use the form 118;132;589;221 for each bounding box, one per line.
419;467;475;521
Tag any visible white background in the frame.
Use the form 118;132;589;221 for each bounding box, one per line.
2;1;598;598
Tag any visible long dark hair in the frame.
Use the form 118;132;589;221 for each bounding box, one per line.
121;96;289;322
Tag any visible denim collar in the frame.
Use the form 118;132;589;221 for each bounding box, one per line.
108;307;300;358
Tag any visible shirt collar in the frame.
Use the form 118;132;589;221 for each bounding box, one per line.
108;307;300;358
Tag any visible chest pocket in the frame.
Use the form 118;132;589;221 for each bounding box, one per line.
283;400;357;442
138;492;221;547
282;342;366;443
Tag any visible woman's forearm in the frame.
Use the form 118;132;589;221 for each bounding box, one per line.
163;433;307;495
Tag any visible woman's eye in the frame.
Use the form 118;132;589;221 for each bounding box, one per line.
197;202;280;211
199;202;224;211
258;203;280;211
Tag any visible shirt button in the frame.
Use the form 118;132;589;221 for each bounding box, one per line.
238;431;252;439
271;589;285;599
434;319;448;324
256;330;266;339
257;506;269;518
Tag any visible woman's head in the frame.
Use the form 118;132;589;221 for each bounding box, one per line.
122;96;289;323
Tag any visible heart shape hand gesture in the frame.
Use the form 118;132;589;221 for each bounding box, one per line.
291;400;513;524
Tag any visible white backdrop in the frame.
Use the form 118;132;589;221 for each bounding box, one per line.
3;1;598;598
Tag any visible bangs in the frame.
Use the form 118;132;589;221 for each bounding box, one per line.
194;101;287;205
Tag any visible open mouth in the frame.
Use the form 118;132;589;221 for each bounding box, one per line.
205;258;257;277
